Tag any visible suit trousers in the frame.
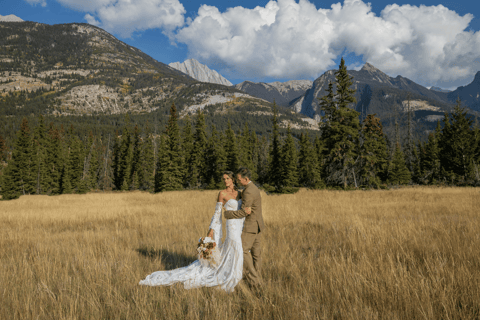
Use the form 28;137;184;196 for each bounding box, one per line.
241;230;262;286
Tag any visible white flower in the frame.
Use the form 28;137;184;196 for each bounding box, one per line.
204;237;213;243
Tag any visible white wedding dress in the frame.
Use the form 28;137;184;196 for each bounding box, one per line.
139;199;244;293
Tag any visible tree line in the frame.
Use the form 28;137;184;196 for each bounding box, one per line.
1;58;480;200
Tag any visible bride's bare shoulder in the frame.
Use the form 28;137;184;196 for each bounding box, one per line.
217;190;226;203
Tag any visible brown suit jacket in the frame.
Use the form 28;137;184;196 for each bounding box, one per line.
224;182;265;233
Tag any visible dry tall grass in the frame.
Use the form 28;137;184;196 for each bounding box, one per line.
1;187;479;319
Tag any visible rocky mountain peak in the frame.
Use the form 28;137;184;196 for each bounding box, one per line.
0;14;23;22
361;62;381;73
430;86;451;93
169;58;233;86
473;71;480;84
267;80;313;92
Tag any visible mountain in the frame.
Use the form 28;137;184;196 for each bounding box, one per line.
430;86;451;93
169;58;233;86
0;21;318;139
447;72;480;112
292;63;452;121
234;80;312;107
0;14;23;22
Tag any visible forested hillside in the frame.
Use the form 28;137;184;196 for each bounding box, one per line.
2;59;479;200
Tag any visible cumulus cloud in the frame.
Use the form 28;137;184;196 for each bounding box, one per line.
84;13;100;26
176;0;480;87
58;0;186;38
177;0;337;79
25;0;47;7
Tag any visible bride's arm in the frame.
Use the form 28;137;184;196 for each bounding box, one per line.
207;192;223;241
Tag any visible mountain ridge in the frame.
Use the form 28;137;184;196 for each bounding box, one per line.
234;80;312;107
0;14;23;22
447;71;480;112
290;62;452;121
169;58;233;86
0;21;318;134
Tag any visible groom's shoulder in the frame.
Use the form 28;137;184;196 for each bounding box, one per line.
249;181;261;194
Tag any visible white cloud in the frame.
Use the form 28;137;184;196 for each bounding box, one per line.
175;0;480;87
25;0;47;7
84;13;100;26
177;0;337;79
58;0;186;38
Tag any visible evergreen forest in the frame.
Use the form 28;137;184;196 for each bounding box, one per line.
2;58;480;200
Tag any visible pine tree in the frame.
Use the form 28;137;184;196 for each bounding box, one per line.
411;141;423;184
359;114;388;188
422;130;441;184
267;101;282;190
206;125;227;189
85;132;99;191
59;157;73;194
32;115;49;194
130;124;142;190
0;134;6;162
388;143;411;185
249;130;260;181
404;95;416;173
237;122;258;180
225;121;239;173
1;163;20;200
141;125;156;191
158;103;183;191
438;111;453;183
99;134;113;191
320;58;360;188
191;110;208;188
182;116;195;188
154;135;168;192
46;124;63;195
68;135;86;191
280;124;298;192
314;136;325;180
111;134;122;189
239;122;255;176
439;98;475;183
118;125;133;190
257;135;269;184
298;132;321;188
473;118;480;182
6;118;36;197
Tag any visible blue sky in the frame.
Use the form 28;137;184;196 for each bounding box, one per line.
2;0;480;89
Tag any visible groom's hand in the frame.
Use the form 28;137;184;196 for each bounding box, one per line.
244;207;252;215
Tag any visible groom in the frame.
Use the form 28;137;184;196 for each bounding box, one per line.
224;167;265;289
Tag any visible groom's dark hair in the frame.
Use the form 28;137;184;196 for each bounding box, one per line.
236;167;251;180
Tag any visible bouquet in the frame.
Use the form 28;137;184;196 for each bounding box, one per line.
197;237;220;268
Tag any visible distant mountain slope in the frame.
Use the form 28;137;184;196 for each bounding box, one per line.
169;59;233;86
0;21;317;133
448;72;480;112
430;86;452;93
293;63;452;121
0;14;23;22
234;80;312;106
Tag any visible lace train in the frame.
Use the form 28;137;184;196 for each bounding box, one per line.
139;199;244;293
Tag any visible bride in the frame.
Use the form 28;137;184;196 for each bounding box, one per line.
139;171;245;293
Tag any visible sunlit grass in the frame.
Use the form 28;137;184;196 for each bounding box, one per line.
1;187;479;319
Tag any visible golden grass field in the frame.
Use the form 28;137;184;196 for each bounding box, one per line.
1;187;479;319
